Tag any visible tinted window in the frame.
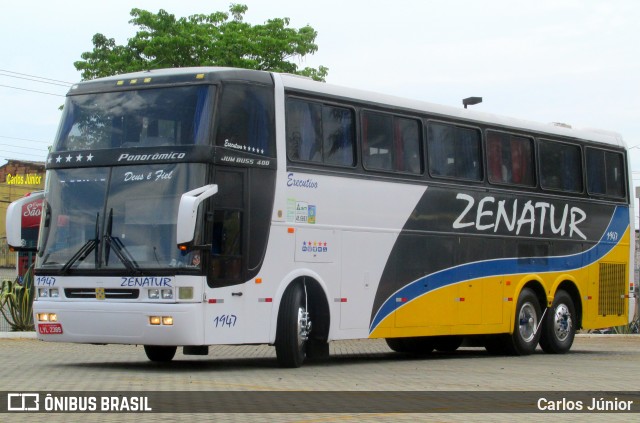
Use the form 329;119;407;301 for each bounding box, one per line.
586;148;625;198
487;131;535;186
55;86;214;151
539;140;583;192
215;83;275;157
362;111;421;174
286;98;355;167
323;106;355;166
427;122;481;180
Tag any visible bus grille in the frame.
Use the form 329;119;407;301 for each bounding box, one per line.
598;263;625;316
64;288;139;300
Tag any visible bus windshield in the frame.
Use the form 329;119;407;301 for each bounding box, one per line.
54;85;214;151
38;164;207;272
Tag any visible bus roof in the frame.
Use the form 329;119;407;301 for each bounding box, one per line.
70;67;625;149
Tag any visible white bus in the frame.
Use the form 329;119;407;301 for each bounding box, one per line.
7;67;635;367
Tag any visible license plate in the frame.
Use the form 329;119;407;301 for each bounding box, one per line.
38;323;63;335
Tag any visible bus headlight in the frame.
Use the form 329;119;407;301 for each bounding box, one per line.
148;289;160;299
38;288;58;298
161;289;173;300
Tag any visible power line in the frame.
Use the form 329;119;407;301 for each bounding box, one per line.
0;72;71;88
0;69;74;85
0;143;49;152
0;84;65;97
0;150;48;159
0;135;51;144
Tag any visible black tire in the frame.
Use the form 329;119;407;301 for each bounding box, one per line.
504;287;542;355
275;284;309;368
385;337;434;355
539;290;576;354
144;345;177;362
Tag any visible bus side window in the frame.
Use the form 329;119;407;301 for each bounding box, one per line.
487;131;534;186
322;106;355;167
286;99;322;162
396;117;422;174
362;111;393;171
539;140;582;193
586;148;625;198
428;122;481;180
286;98;355;167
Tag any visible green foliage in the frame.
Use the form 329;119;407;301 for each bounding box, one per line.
74;4;328;81
0;267;35;331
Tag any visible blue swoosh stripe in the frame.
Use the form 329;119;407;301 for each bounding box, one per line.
369;205;629;334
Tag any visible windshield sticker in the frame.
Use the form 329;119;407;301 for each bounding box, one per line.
123;169;174;182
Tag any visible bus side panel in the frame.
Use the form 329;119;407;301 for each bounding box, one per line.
369;186;630;338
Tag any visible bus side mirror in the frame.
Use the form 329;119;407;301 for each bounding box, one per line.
6;191;45;252
176;184;218;249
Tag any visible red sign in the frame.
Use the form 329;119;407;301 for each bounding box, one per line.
38;323;63;335
21;197;43;229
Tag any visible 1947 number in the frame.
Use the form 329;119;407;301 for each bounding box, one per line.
213;314;237;328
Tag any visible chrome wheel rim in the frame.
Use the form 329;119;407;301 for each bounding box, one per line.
519;302;538;343
553;304;572;342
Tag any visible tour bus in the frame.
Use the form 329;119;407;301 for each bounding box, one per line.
7;67;635;367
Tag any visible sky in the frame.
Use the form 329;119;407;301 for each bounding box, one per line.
1;0;639;195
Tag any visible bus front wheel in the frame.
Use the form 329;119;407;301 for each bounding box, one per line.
539;290;576;354
144;345;177;362
275;283;311;368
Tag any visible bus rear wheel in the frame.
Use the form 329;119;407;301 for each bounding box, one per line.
275;283;311;368
502;288;542;355
539;290;576;354
144;345;177;362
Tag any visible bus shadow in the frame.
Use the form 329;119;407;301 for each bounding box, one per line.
56;346;605;372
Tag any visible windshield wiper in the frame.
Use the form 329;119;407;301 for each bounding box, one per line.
104;208;141;274
61;213;100;274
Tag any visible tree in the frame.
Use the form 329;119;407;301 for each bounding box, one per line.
74;4;328;81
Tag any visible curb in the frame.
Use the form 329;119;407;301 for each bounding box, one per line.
0;332;37;339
